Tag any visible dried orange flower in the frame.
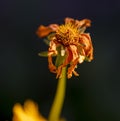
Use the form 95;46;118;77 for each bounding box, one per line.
36;17;93;78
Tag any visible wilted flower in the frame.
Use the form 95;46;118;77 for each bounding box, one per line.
36;17;93;78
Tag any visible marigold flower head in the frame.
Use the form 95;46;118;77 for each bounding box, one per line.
36;17;93;78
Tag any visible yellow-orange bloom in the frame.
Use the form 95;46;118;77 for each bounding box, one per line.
12;100;47;121
36;17;93;78
12;100;66;121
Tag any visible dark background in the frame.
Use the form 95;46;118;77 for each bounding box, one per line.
0;0;120;121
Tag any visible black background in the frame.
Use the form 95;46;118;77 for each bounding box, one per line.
0;0;120;121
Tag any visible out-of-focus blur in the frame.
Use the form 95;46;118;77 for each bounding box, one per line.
0;0;120;121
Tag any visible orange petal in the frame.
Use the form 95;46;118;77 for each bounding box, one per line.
67;45;79;78
77;19;91;28
67;58;79;78
49;24;59;31
36;25;53;38
64;17;74;24
79;33;93;61
48;40;58;73
64;17;91;28
48;55;57;73
69;45;79;62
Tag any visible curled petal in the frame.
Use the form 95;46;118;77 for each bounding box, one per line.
48;55;57;73
65;17;74;24
64;17;91;28
67;58;79;78
48;40;58;73
69;45;79;62
48;40;58;56
67;45;79;78
76;19;91;28
79;33;93;61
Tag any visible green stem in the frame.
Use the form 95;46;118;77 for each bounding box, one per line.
48;67;67;121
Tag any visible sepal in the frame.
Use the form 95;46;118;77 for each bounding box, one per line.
38;51;56;57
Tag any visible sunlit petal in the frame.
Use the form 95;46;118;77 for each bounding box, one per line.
12;100;47;121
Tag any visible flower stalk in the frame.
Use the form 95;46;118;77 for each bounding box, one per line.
48;66;66;121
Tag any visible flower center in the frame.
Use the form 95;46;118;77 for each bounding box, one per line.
55;23;80;45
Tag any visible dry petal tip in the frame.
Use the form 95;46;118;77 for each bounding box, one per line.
49;24;59;31
36;25;53;38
